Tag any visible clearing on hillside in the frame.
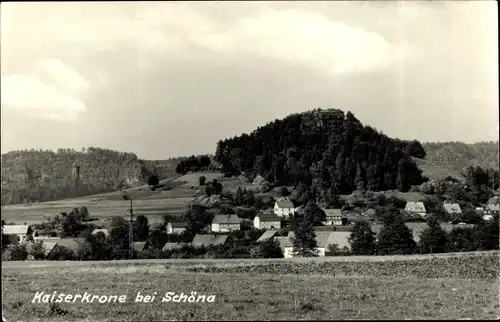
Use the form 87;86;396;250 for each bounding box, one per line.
173;172;224;187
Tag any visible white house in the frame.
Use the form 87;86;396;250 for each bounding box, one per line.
211;214;242;233
404;201;427;218
2;225;33;243
322;208;344;226
253;213;282;230
91;228;110;238
280;231;351;258
443;202;462;215
166;222;189;234
273;198;295;218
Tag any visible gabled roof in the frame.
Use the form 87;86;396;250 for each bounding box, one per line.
275;198;294;209
191;234;228;247
91;229;110;237
54;238;87;254
275;236;293;249
256;230;278;242
2;225;30;235
27;241;58;257
405;201;426;213
313;226;336;232
133;242;148;252
326;231;351;249
212;214;242;225
443;203;462;214
253;175;267;185
162;242;190;251
255;212;282;222
322;208;343;218
168;221;189;228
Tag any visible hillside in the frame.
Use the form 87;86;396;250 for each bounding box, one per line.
423;141;499;174
0;148;182;206
215;108;428;198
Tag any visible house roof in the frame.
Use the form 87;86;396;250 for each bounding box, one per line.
2;225;30;235
322;208;343;218
168;221;189;228
162;242;190;251
256;212;282;222
405;201;427;213
443;203;462;214
486;197;500;211
53;238;87;254
275;236;293;249
191;234;228;247
364;209;376;217
27;241;58;257
253;175;267;185
133;242;148;252
275;198;294;209
91;229;110;237
313;226;336;232
286;231;351;249
212;214;242;225
256;230;278;242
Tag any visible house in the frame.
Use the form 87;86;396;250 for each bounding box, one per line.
253;213;282;230
256;230;278;242
46;238;88;259
287;231;351;257
2;225;33;243
26;241;58;259
483;214;494;221
211;214;242;233
191;234;228;247
273;198;295;218
253;175;268;185
132;241;149;253
404;201;427;217
485;197;500;214
443;202;462;215
90;228;110;238
162;242;190;252
322;208;345;226
166;221;189;234
275;236;294;258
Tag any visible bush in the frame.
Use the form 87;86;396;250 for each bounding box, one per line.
10;244;28;261
29;242;47;260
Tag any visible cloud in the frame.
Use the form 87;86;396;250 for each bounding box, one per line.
1;58;89;122
137;7;410;75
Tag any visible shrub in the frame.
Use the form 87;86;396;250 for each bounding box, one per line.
10;244;28;261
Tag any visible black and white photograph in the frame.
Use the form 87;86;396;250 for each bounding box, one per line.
1;1;499;321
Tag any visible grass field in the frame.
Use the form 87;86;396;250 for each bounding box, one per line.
173;172;224;187
2;251;499;321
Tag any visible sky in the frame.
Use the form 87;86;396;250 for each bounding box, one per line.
1;1;498;160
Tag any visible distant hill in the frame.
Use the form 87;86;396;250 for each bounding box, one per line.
0;148;183;206
215;108;428;197
423;142;499;174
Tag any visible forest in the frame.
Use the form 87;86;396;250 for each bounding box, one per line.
215;108;428;199
0;148;180;205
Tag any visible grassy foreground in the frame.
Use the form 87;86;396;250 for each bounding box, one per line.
2;252;499;321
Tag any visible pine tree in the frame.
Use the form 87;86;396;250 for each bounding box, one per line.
292;202;318;257
377;213;416;255
234;187;244;206
348;220;376;255
418;216;448;254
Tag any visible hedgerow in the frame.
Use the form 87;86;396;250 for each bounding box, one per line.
184;253;499;280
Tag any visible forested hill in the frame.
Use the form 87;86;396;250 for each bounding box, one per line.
422;141;499;174
215;108;428;198
0;148;181;205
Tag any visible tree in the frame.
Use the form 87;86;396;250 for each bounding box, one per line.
199;176;206;186
302;201;326;225
348;220;377;255
377;213;416;255
148;174;159;187
10;244;28;260
244;190;256;206
447;227;477;252
473;214;499;250
418;216;448;254
252;238;284;258
29;241;47;260
234;187;244;206
291;202;319;257
134;215;150;242
108;216;131;259
279;186;290;197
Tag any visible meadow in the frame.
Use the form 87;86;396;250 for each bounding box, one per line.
2;251;499;321
0;172;225;226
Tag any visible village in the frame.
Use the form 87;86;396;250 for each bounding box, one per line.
2;174;499;261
